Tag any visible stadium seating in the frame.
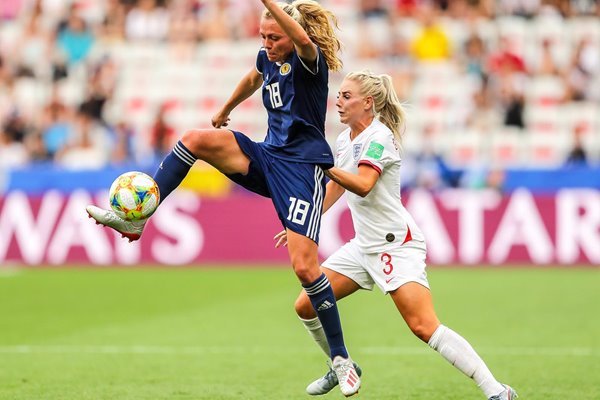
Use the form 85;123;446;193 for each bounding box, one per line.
0;8;599;170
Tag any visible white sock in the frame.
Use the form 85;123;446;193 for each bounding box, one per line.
300;316;331;357
428;325;505;398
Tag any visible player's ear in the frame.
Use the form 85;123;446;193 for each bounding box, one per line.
364;96;374;112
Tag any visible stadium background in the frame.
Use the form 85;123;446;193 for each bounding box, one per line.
1;0;599;266
0;1;599;399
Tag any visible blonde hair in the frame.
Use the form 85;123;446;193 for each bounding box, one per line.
263;0;343;72
345;71;406;142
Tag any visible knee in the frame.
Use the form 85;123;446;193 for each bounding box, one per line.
289;252;318;284
406;317;439;343
294;294;316;319
181;129;211;157
292;262;320;284
294;265;315;284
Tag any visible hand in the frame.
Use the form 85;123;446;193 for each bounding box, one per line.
273;230;288;248
211;109;231;128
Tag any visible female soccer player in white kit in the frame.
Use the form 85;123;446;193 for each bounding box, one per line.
275;71;518;400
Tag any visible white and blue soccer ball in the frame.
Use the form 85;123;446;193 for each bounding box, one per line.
109;171;160;221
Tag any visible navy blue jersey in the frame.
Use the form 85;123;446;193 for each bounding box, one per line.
255;47;334;167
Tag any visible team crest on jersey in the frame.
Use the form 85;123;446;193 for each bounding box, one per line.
280;63;291;75
353;144;362;160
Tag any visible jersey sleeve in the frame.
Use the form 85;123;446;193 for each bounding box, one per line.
358;131;397;174
255;48;266;75
293;46;327;77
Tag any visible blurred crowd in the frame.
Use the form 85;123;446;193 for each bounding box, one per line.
0;0;264;171
0;0;599;191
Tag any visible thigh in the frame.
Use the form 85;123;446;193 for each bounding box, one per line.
322;241;376;291
224;131;270;197
322;267;362;300
182;129;251;175
267;158;326;243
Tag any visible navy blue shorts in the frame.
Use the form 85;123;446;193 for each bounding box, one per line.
227;131;326;243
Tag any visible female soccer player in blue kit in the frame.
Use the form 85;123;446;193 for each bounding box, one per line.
86;0;361;396
276;71;517;400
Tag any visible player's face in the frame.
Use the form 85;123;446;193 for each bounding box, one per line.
336;79;371;126
260;17;294;63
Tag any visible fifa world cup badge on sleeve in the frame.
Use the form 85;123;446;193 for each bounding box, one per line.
366;142;384;159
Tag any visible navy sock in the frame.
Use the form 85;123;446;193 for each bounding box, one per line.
153;141;197;204
303;273;349;359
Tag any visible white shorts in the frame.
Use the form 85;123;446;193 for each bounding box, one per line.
322;240;429;293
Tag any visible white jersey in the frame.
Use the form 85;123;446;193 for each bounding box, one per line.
334;119;425;253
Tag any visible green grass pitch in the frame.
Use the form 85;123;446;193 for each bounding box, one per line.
0;267;598;399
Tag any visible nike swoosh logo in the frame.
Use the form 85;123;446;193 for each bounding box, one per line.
385;278;394;284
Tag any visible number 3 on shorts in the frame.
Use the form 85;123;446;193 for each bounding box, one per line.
287;197;310;225
381;252;394;275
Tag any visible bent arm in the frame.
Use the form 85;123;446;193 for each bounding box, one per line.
325;165;380;198
260;0;317;64
213;68;263;128
221;68;263;115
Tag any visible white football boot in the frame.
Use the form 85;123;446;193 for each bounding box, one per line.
86;205;147;242
488;384;518;400
306;362;362;396
332;356;361;397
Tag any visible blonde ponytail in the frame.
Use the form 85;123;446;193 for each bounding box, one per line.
345;71;406;142
378;74;406;142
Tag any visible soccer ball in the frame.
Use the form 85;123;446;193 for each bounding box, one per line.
109;171;160;221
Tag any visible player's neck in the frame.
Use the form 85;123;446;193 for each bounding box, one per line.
349;116;374;140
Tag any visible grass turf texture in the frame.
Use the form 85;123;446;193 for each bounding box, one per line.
0;267;598;400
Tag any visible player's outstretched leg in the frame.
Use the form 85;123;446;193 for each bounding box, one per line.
306;361;362;396
332;356;361;397
86;205;147;242
87;140;198;241
488;384;518;400
428;325;514;399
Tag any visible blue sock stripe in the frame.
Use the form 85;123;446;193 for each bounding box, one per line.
303;274;330;295
303;272;327;289
172;143;196;166
176;141;197;160
172;147;194;166
304;281;330;296
153;141;196;204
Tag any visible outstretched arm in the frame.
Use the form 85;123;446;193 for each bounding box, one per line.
325;165;380;198
260;0;318;64
212;67;263;128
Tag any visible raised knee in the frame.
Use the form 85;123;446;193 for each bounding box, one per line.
181;129;217;158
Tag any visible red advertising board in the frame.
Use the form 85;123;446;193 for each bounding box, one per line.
0;189;598;266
